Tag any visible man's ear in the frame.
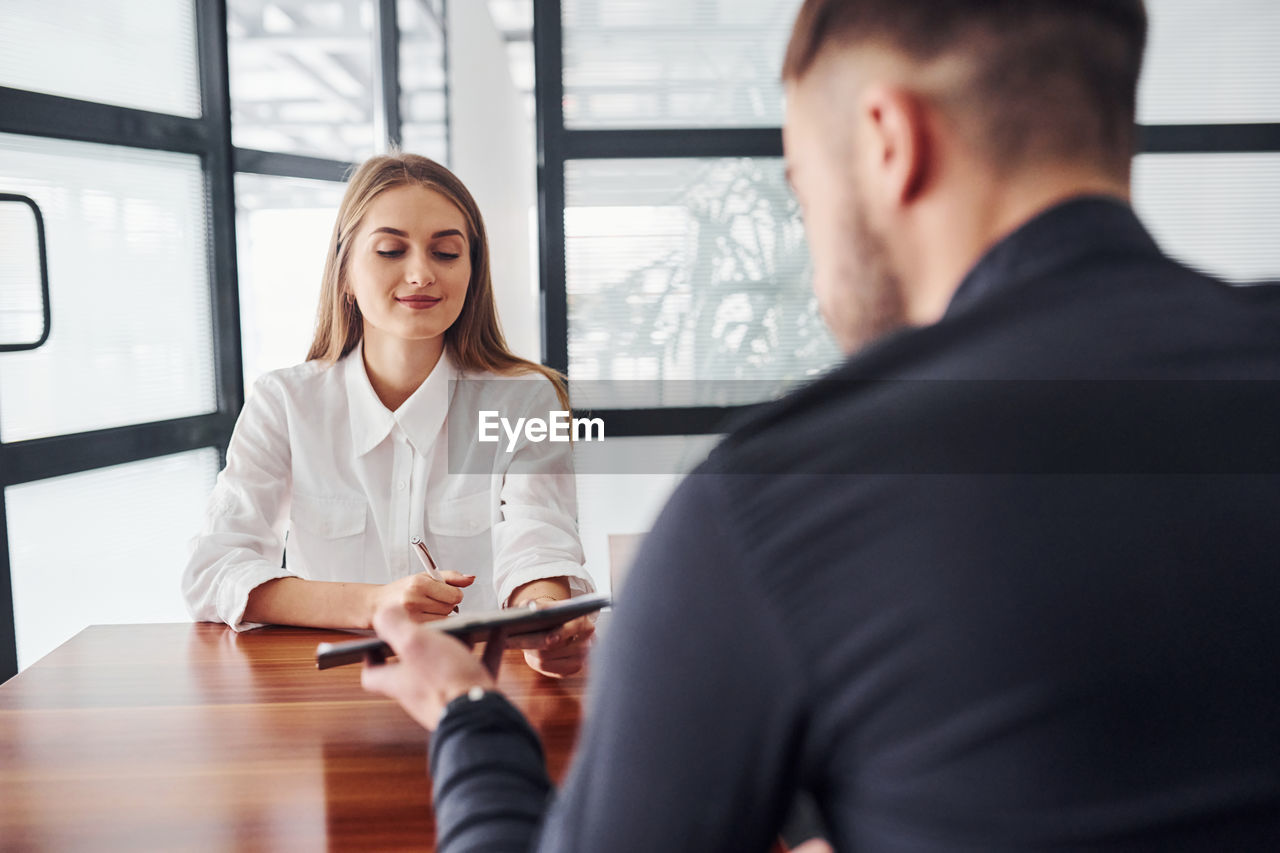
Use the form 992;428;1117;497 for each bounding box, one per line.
858;84;931;207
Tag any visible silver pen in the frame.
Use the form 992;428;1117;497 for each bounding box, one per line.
410;536;445;581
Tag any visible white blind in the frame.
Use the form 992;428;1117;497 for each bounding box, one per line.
235;173;346;390
0;133;216;443
227;0;377;162
398;0;450;163
1134;153;1280;284
561;0;804;129
565;157;840;399
1140;0;1280;124
0;0;200;117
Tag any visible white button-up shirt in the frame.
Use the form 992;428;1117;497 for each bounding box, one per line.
183;345;592;630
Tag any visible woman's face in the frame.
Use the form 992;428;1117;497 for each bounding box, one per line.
345;184;472;352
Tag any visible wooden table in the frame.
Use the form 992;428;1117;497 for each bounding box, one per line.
0;622;588;850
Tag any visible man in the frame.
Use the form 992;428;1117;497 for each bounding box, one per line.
362;1;1280;850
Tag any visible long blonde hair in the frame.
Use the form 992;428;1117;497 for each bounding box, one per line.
306;152;568;409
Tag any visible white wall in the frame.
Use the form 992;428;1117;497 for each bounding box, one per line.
445;0;541;362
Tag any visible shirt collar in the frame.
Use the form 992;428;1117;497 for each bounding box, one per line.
343;341;458;457
943;195;1161;319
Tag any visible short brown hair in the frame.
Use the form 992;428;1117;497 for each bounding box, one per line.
307;152;568;408
783;0;1148;175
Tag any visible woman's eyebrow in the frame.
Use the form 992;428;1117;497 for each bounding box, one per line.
368;226;464;240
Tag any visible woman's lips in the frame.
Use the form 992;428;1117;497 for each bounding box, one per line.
396;295;442;309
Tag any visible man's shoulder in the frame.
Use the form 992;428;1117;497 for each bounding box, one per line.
705;326;961;476
709;268;1280;478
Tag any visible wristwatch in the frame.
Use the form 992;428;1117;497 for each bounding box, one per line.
440;684;499;722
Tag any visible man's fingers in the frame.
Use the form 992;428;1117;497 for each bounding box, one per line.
360;656;399;696
371;601;420;651
790;840;834;853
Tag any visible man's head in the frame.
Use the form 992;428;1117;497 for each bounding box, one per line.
782;0;1147;352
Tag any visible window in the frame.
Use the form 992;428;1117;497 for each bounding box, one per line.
227;0;378;163
235;173;346;388
533;0;1280;596
0;1;237;680
226;0;451;386
536;0;814;594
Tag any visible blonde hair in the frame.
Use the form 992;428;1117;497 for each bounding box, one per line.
306;151;568;409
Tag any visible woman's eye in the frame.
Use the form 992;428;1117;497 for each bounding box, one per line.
376;249;404;258
435;252;461;261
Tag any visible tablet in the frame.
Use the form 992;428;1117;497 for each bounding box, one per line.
315;593;611;670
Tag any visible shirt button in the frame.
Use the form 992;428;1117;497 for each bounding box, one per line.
398;481;407;491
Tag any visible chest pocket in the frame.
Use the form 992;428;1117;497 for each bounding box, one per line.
291;495;368;538
289;495;367;579
428;490;493;538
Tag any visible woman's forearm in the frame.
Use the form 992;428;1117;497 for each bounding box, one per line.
246;575;574;629
244;577;376;629
507;577;572;608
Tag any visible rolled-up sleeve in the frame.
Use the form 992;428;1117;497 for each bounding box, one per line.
491;378;594;607
182;375;296;631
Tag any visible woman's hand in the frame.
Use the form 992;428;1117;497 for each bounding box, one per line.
367;570;474;627
361;603;495;731
507;594;596;678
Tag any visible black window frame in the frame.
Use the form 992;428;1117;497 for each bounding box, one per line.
0;0;450;682
0;0;240;682
532;0;1280;438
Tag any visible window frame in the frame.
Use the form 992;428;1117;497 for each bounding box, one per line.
532;0;1280;437
0;0;450;682
0;0;240;681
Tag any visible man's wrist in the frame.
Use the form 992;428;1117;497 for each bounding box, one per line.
438;684;503;726
439;669;496;706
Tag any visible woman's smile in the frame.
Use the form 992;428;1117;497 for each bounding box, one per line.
396;294;443;309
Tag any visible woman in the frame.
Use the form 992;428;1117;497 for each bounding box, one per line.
183;153;595;677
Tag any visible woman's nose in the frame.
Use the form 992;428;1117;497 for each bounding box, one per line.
406;252;433;287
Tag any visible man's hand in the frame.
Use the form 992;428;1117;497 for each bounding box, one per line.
360;603;495;731
790;840;833;853
366;570;474;627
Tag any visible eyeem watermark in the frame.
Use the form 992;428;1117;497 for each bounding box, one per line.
478;410;605;452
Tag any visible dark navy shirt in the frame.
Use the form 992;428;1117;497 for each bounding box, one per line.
430;197;1280;852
